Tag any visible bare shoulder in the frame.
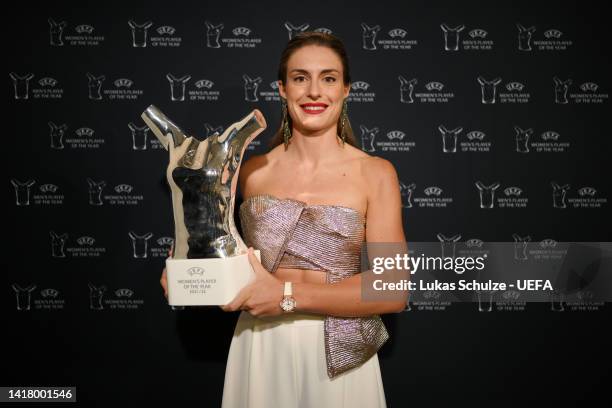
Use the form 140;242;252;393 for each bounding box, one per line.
359;155;400;189
238;152;270;194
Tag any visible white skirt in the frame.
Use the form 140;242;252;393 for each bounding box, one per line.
221;310;387;408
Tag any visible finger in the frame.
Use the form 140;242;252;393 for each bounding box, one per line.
220;301;238;312
226;285;251;311
247;248;265;274
230;289;249;311
249;307;260;317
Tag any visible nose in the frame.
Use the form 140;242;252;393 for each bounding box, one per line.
307;79;321;99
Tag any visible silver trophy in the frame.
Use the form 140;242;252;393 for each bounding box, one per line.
141;105;266;306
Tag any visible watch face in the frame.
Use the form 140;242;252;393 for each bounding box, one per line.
280;297;296;311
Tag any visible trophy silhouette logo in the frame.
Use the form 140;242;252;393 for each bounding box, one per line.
141;105;266;305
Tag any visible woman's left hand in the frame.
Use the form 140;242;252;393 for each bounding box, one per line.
220;247;284;317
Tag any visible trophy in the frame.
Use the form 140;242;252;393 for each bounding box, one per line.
141;105;266;306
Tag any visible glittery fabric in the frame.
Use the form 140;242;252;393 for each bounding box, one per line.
239;193;390;379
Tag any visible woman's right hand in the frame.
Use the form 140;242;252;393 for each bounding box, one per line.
161;243;174;299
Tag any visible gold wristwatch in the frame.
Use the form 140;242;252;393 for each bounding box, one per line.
279;281;296;312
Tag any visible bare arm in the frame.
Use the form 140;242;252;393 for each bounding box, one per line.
292;157;409;316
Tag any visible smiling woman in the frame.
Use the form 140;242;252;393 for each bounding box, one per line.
269;33;357;151
220;31;407;408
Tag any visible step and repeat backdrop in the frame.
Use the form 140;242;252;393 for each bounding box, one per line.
6;0;610;406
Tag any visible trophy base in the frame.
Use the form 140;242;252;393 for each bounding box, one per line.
166;250;260;306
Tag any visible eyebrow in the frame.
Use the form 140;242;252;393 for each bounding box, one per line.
289;69;340;75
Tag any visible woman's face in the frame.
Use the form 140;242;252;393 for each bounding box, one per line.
278;45;350;135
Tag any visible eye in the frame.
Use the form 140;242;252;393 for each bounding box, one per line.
293;76;306;82
324;76;337;82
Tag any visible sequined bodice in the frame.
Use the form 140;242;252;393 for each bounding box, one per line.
239;194;366;281
239;193;389;379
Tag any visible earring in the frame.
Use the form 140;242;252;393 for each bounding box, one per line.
281;98;292;149
339;99;348;145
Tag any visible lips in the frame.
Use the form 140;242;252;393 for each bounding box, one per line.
300;103;328;115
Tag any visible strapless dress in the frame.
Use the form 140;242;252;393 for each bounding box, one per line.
221;194;388;408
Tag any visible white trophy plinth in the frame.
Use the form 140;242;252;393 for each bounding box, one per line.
166;250;260;306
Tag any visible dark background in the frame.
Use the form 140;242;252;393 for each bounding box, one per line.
5;1;610;407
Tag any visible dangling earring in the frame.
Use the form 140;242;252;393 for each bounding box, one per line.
281;97;292;149
339;98;348;146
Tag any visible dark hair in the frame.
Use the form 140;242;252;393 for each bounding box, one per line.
268;31;357;149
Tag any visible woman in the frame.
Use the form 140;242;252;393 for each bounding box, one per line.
162;31;407;407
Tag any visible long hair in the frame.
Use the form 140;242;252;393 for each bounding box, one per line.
268;31;358;149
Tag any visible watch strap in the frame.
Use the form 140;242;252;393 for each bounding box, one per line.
283;281;292;296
